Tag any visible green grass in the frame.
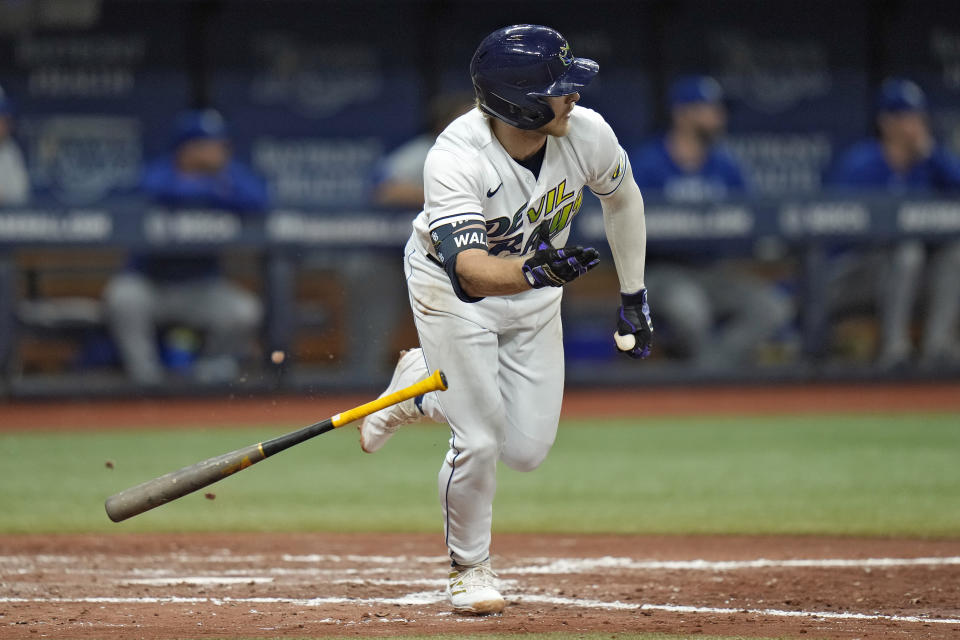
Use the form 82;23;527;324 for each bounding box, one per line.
1;414;958;536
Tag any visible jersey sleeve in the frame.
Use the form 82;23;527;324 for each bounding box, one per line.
423;148;486;230
579;111;629;198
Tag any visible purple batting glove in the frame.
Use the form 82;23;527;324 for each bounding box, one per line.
615;288;653;359
522;246;600;288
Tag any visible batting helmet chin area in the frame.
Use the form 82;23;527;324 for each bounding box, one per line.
470;24;599;131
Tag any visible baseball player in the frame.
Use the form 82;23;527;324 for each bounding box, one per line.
360;25;652;614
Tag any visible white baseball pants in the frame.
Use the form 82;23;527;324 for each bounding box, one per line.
403;236;565;566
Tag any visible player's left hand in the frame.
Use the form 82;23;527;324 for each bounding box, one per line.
522;245;600;288
522;219;600;288
614;289;653;359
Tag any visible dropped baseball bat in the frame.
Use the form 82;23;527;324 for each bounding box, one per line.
105;369;448;523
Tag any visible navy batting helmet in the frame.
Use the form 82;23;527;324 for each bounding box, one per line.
470;25;599;130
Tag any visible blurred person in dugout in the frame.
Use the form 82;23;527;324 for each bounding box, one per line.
325;93;473;379
371;93;474;207
0;85;29;206
104;108;268;385
630;75;793;369
827;78;960;369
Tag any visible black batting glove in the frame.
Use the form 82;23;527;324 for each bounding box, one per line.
523;245;600;288
522;218;600;288
615;288;653;359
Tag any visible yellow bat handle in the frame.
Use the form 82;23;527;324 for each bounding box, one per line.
331;369;448;428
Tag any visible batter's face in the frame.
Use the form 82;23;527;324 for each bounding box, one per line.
538;93;580;137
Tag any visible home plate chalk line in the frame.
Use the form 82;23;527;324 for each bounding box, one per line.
3;553;960;571
2;554;959;628
2;594;959;626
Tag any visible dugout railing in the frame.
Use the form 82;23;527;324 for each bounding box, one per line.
1;194;959;397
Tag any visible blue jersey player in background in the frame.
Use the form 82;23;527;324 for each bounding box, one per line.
830;79;960;192
629;76;791;369
104;109;267;385
826;78;960;368
630;75;747;203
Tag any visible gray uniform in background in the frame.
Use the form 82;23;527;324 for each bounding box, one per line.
105;273;261;384
826;240;960;366
0;139;29;206
645;263;792;368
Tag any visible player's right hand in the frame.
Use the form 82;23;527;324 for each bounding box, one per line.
522;245;600;288
615;289;653;359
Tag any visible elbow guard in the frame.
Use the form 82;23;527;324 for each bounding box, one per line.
431;220;488;303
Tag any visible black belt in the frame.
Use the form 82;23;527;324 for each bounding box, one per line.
426;252;444;269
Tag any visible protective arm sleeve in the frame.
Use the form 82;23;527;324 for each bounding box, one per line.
599;169;646;294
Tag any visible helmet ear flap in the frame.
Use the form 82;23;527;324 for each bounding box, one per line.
476;88;553;130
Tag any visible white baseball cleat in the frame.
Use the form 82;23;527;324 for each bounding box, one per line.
446;560;506;615
359;348;425;453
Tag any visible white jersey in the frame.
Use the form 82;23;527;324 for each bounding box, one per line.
411;106;627;261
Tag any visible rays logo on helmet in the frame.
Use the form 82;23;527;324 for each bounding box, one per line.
559;43;573;67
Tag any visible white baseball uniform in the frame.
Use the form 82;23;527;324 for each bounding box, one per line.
402;105;632;566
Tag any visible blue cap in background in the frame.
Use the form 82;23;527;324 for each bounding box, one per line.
172;108;229;147
0;84;14;117
877;78;927;114
669;75;724;107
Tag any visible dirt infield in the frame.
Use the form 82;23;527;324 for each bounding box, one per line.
2;533;959;639
2;386;958;638
2;382;959;431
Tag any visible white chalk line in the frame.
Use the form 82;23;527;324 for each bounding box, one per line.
282;554;447;564
0;553;267;565
4;553;960;628
0;553;447;566
2;593;959;627
4;554;960;574
0;592;444;607
504;555;960;574
329;577;522;589
522;596;960;625
120;576;519;589
66;567;424;578
123;576;274;586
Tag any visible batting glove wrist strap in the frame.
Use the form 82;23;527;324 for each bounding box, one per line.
522;246;600;288
616;288;654;359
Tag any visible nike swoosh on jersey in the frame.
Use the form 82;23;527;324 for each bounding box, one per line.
486;183;503;198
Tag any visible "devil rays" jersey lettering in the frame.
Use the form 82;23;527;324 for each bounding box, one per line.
412;105;628;263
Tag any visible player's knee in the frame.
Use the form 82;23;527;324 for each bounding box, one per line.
454;433;502;468
104;275;153;319
754;290;794;334
209;290;262;331
231;293;263;330
659;288;711;337
891;240;925;273
502;449;549;473
500;440;553;473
